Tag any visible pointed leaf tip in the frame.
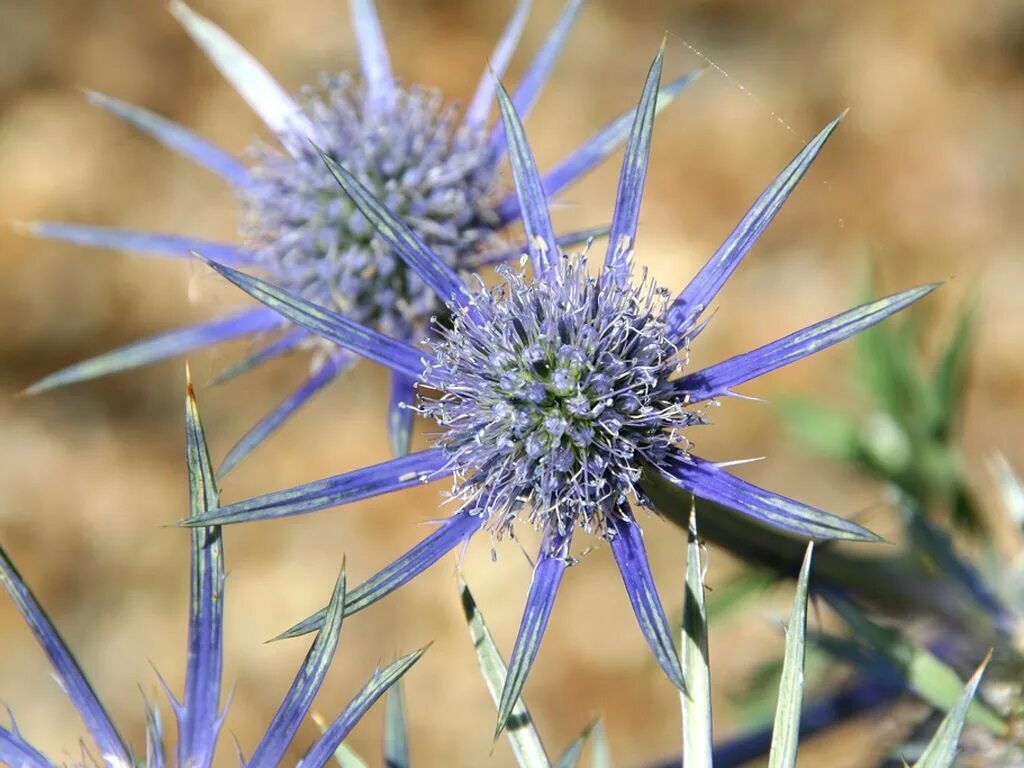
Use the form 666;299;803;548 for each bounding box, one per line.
602;45;665;282
494;533;570;740
609;513;686;694
248;565;347;768
494;78;559;278
767;542;813;768
459;577;550;766
667;114;846;335
912;651;992;768
681;507;712;768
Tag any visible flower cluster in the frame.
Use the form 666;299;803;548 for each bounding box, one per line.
14;3;999;765
242;72;500;342
189;45;933;735
22;0;699;466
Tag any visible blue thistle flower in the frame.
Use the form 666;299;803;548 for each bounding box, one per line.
19;0;701;466
183;46;936;734
0;377;424;768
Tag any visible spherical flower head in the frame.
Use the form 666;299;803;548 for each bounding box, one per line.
423;252;701;537
242;74;502;342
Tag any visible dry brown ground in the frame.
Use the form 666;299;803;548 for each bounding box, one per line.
1;1;1022;765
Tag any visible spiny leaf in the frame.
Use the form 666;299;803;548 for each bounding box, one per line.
912;653;991;768
458;578;550;768
589;720;612;768
681;510;712;768
828;596;1006;736
552;721;596;768
767;543;813;768
932;294;978;438
384;679;409;768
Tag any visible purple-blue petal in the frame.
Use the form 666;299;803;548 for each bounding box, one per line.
186;448;450;527
349;0;396;115
490;0;583;154
202;258;430;379
143;695;167;768
276;510;486;640
177;383;226;768
219;352;355;476
23;307;283;395
607;512;686;692
494;69;703;224
297;648;427;768
22;222;258;266
248;568;347;768
211;327;311;386
85;90;251;187
0;723;52;768
495;530;571;738
317;149;475;311
0;546;132;766
602;46;664;282
494;81;559;278
675;285;937;403
388;372;417;458
658;453;880;542
666;115;844;337
465;0;533;129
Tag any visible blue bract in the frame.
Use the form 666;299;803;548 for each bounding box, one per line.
0;380;423;768
186;46;935;734
21;0;701;466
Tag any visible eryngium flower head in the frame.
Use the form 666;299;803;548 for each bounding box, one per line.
424;256;698;536
0;380;423;768
245;72;500;341
189;46;936;735
22;0;700;466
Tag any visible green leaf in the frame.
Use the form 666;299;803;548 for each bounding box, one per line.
552;721;595;768
304;650;425;768
932;294;978;438
912;653;991;768
329;743;369;768
458;578;550;768
768;543;813;768
990;454;1024;530
589;720;612;768
681;510;713;768
384;678;410;768
828;597;1006;736
310;713;369;768
775;397;859;460
855;272;926;420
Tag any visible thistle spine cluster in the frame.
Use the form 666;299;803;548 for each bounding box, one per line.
423;253;700;536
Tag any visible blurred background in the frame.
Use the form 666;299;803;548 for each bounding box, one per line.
1;0;1023;765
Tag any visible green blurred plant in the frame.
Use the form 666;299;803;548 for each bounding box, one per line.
778;279;979;529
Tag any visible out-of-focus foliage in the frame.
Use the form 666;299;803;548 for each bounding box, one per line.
778;284;979;528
